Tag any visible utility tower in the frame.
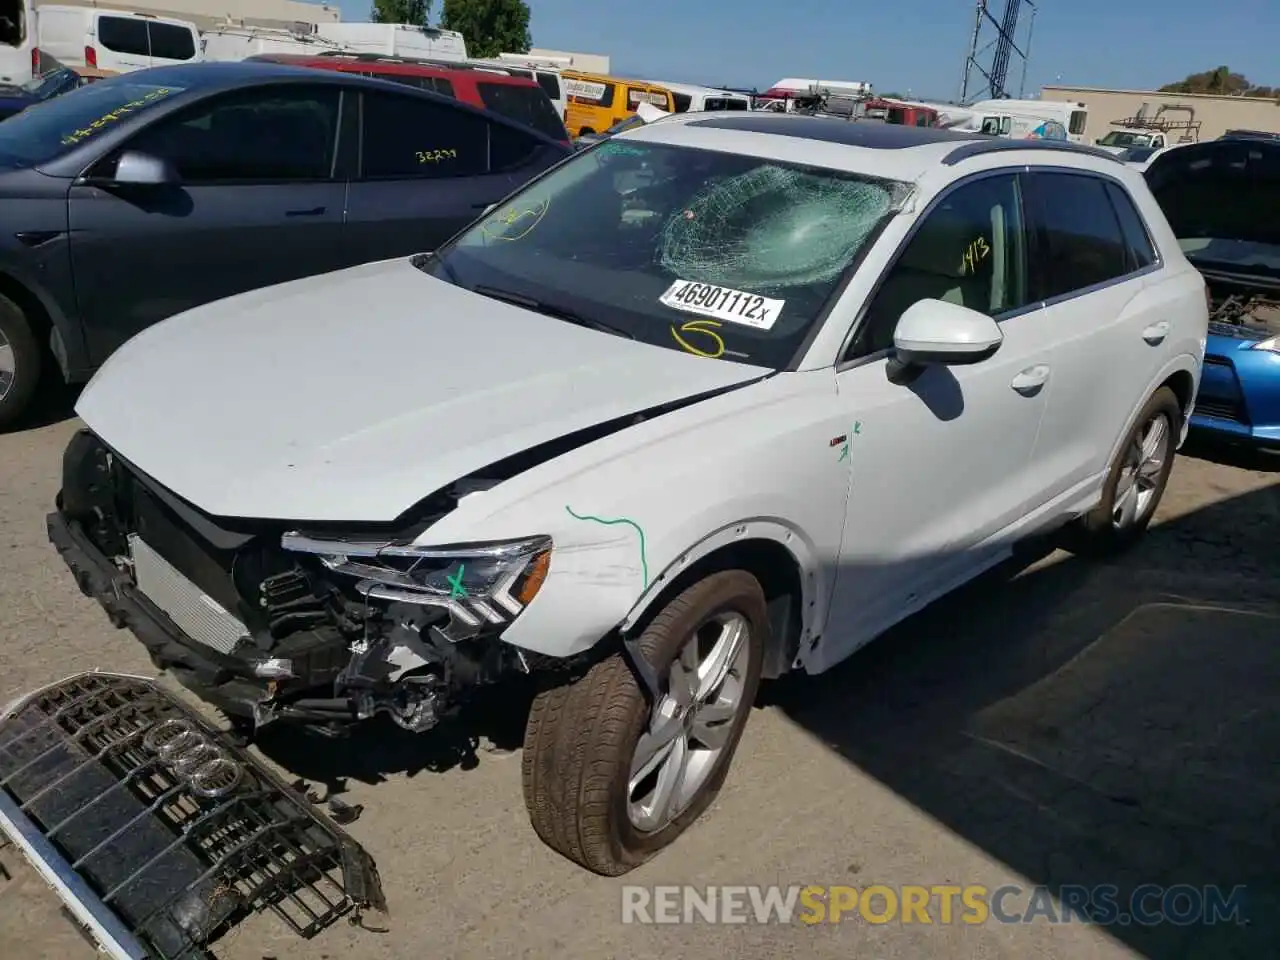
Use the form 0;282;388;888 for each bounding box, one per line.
959;0;1038;103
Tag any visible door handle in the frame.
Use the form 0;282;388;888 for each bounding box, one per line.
285;206;326;217
1010;364;1050;395
1142;321;1170;345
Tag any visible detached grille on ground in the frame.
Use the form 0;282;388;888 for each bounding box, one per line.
0;673;385;960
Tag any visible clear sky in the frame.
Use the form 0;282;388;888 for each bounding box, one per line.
336;0;1276;100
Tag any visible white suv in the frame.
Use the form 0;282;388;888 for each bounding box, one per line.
48;113;1208;876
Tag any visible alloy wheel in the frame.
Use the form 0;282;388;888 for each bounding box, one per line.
1112;411;1171;530
627;611;752;833
0;328;14;403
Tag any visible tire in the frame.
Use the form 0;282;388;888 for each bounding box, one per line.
0;292;41;431
1066;386;1181;557
522;569;767;875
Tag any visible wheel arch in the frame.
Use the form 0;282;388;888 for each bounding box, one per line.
618;521;818;680
0;267;84;382
1106;353;1200;467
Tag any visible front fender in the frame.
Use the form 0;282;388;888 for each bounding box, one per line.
420;369;849;659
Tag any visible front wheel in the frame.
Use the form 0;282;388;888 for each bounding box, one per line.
1066;386;1181;556
522;570;766;875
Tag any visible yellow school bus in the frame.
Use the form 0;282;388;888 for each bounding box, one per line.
561;70;675;137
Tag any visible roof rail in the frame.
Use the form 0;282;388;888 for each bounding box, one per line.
942;138;1125;166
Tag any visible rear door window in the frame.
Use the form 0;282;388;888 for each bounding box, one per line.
476;81;566;139
97;16;149;56
1027;172;1131;298
147;23;196;61
360;89;488;179
1069;110;1087;136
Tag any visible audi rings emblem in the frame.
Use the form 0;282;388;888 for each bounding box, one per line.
142;718;243;799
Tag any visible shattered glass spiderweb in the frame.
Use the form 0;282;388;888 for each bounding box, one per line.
657;165;895;292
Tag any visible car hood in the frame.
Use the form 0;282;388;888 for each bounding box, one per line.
75;258;766;523
1145;138;1280;264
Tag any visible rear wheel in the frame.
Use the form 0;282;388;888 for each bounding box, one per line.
0;293;41;430
1067;386;1181;556
522;570;766;875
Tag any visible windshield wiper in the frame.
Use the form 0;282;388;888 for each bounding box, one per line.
472;285;636;340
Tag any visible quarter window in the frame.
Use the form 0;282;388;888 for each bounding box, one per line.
1103;181;1157;270
1028;172;1130;298
122;86;340;182
851;173;1030;359
361;90;487;179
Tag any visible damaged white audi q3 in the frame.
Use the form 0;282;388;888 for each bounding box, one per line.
48;114;1206;875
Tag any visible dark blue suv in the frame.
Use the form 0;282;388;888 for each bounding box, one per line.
0;60;571;427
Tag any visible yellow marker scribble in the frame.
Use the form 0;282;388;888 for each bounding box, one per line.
670;318;725;359
959;236;991;276
481;197;550;241
416;148;458;164
60;88;176;146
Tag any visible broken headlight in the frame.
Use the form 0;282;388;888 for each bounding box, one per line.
280;532;552;630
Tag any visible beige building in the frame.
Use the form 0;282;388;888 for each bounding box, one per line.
33;0;341;31
527;48;609;74
1043;84;1280;145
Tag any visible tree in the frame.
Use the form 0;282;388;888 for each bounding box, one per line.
1160;66;1275;99
440;0;531;58
370;0;431;25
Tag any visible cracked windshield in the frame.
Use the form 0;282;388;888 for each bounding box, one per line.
422;139;908;367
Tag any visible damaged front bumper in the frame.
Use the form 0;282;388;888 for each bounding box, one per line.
0;671;384;960
47;509;283;723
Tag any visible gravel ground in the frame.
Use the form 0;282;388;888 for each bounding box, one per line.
1;404;1278;960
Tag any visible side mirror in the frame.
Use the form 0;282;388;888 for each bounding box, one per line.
109;150;180;186
888;298;1002;381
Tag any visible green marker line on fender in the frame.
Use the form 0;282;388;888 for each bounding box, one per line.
564;505;649;588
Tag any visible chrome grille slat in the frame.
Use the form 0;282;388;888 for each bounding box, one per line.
128;534;250;656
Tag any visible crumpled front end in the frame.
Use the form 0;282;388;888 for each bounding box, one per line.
47;429;551;734
0;672;384;960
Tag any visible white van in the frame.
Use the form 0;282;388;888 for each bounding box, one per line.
313;22;466;62
37;6;200;74
654;80;750;113
0;0;35;85
965;97;1088;142
202;24;348;62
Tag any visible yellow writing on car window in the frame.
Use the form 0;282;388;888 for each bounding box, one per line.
481;197;550;241
60;88;176;146
670;318;725;359
959;236;991;276
416;148;458;164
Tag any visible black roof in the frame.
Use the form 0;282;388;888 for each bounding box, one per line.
687;113;983;149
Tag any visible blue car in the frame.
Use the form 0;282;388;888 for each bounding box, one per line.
0;66;86;121
1145;137;1280;447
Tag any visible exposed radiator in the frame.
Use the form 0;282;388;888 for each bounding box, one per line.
128;535;250;656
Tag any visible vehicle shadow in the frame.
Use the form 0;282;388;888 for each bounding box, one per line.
2;376;81;434
766;479;1280;958
1181;432;1280;473
252;676;536;793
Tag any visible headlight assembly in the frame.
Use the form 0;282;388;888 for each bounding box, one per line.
281;532;552;630
1251;336;1280;353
